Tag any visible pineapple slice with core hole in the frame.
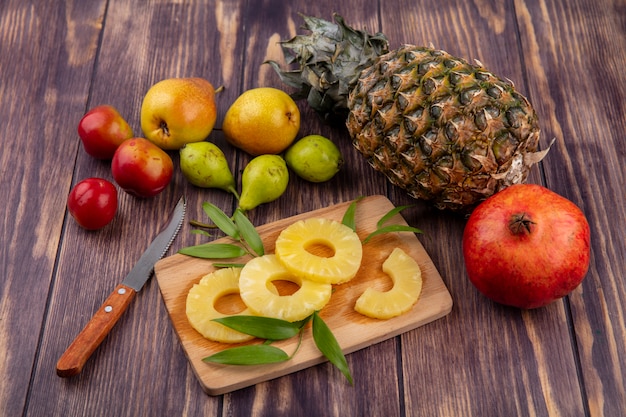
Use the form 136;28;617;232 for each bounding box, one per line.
186;267;257;343
354;247;423;319
274;217;363;284
239;254;332;322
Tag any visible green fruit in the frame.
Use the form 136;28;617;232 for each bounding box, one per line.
284;135;343;182
239;155;289;211
180;141;237;195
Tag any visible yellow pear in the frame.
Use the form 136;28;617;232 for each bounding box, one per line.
140;77;217;150
222;87;300;156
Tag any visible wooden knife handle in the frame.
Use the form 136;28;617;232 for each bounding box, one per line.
56;283;137;377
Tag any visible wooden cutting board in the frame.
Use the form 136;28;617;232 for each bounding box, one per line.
154;195;453;395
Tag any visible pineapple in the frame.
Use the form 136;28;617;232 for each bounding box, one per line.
238;254;332;322
267;14;549;211
354;247;423;319
186;268;256;343
274;218;363;284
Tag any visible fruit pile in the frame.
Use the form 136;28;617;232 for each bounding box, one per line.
68;12;592;344
69;79;344;230
186;215;424;344
60;9;597;390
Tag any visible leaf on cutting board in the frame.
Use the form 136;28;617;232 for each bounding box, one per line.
213;315;303;340
312;312;353;385
341;196;364;232
376;204;415;228
203;344;290;365
363;225;423;244
202;202;239;239
233;209;265;256
178;243;247;259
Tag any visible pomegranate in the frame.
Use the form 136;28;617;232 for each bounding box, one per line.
462;184;591;309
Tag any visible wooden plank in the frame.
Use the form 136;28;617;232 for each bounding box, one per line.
7;0;622;415
379;0;587;415
217;0;412;416
26;1;244;416
155;195;452;395
514;0;626;416
0;0;107;416
221;2;407;416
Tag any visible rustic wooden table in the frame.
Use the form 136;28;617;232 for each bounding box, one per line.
1;0;624;416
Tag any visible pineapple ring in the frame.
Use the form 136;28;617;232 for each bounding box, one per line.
239;254;332;322
186;267;257;343
274;217;363;284
354;247;423;319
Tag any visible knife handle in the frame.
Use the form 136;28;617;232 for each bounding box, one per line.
56;284;137;378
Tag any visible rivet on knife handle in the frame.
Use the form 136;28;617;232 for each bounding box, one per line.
56;284;136;377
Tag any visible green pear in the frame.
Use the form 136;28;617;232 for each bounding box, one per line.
180;141;237;196
239;155;289;211
284;134;343;182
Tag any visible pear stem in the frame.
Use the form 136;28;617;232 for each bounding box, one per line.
229;187;240;200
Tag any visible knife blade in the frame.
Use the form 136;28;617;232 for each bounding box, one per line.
56;196;186;378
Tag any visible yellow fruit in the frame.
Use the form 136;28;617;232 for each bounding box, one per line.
239;254;332;322
222;87;300;155
274;218;362;285
186;268;256;343
140;77;217;150
354;248;423;319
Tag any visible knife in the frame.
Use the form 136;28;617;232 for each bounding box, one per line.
56;196;186;378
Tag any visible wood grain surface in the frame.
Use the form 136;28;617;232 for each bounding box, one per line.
155;196;452;395
1;0;624;416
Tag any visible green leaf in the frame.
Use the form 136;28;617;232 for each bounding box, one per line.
213;315;302;340
291;315;313;330
233;209;265;256
191;229;212;237
376;205;415;228
211;262;246;269
202;202;239;238
341;196;364;231
312;312;353;385
178;243;247;259
203;344;289;365
363;225;423;244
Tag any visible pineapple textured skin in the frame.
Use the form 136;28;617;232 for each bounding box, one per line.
348;45;542;210
268;14;548;211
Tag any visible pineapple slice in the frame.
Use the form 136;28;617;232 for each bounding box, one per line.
186;267;256;343
239;254;332;322
354;248;423;319
274;217;363;284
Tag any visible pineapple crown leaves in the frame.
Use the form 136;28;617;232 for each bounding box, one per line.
265;13;389;121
